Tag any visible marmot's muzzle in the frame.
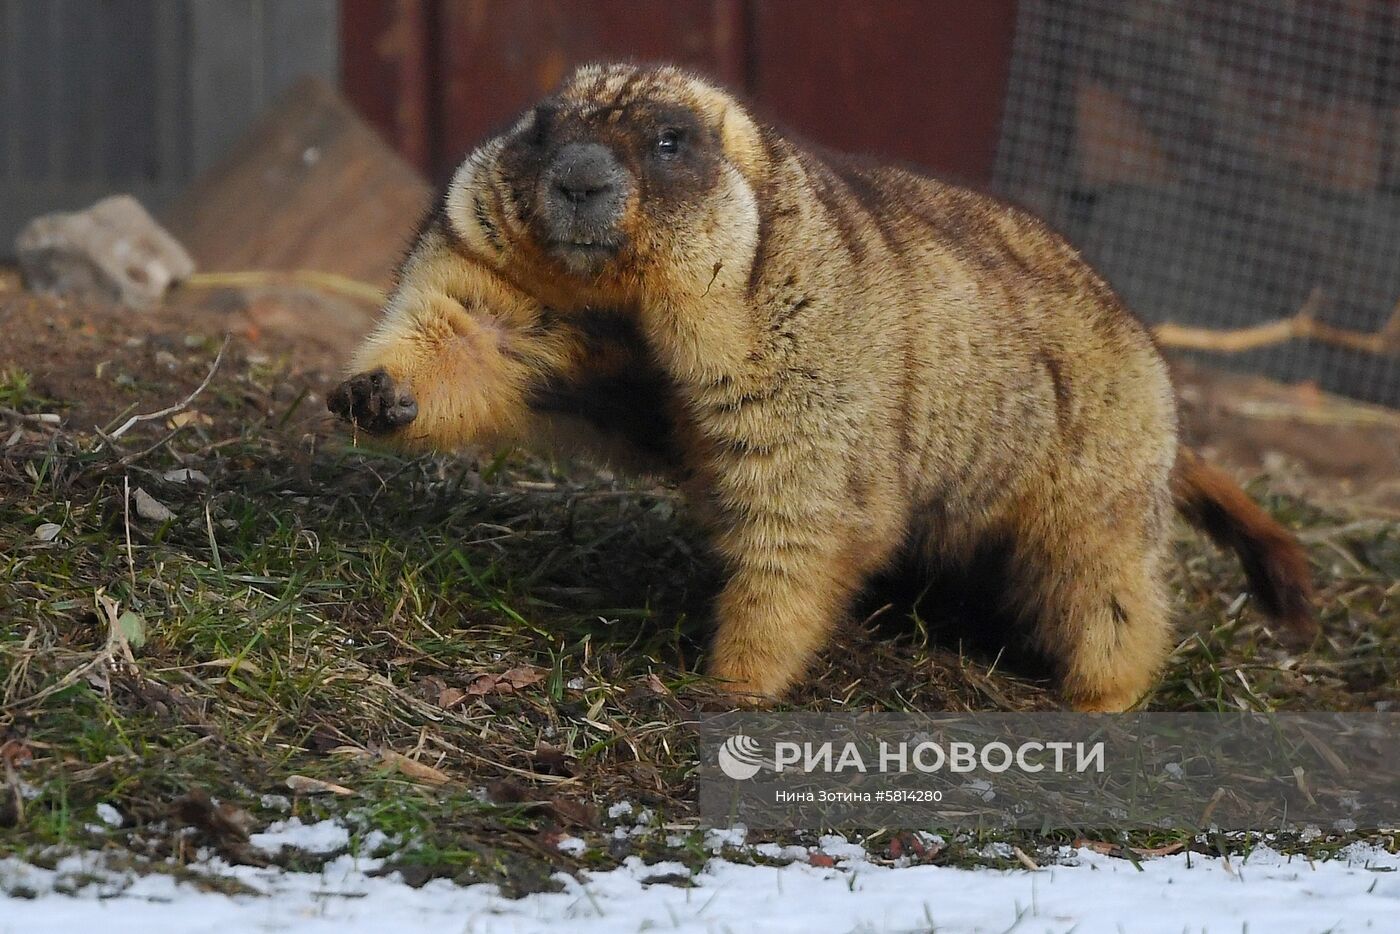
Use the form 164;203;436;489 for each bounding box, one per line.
539;143;629;260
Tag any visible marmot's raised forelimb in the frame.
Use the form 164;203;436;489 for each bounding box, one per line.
331;64;1315;711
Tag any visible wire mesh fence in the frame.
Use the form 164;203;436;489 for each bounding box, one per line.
993;0;1400;406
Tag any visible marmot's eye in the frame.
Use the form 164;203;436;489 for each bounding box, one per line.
655;129;683;158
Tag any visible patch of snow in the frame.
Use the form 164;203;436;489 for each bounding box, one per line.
816;834;867;862
2;822;1398;934
607;801;633;819
554;836;588;857
752;842;810;861
249;818;350;855
703;825;747;852
95;804;123;827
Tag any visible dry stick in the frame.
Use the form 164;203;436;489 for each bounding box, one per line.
0;407;61;429
1154;288;1400;356
182;270;385;306
102;336;230;445
123;475;137;590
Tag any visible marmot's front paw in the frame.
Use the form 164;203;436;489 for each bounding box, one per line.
327;368;418;434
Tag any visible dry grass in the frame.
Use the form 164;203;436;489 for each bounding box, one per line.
1;341;1397;891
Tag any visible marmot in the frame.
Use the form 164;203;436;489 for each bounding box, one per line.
330;63;1315;711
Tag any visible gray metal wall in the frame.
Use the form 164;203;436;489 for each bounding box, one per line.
0;0;339;254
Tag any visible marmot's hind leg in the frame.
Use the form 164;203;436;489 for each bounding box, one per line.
1013;513;1175;712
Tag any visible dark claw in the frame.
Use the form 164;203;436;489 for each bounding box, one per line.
327;368;418;434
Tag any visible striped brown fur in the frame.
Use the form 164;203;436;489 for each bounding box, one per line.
331;64;1316;711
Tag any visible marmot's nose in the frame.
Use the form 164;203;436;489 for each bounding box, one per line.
549;143;622;206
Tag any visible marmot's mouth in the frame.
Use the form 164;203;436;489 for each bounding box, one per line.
546;238;622;259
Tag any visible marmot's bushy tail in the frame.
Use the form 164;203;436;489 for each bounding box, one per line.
1170;446;1317;640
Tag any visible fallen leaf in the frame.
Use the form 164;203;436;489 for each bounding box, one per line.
463;666;546;697
438;687;467;708
116;610;147;649
168;410;212;429
1073;838;1119;856
501;666;545;690
373;747;451;785
285;774;355;796
465;673;498;696
809;853;836;868
33;522;61;542
888;833;929;858
1073;837;1185;859
162;467;210;486
96;592;143;658
644;673;670;695
133;487;174;522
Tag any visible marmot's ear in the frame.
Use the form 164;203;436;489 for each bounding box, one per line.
718;104;767;185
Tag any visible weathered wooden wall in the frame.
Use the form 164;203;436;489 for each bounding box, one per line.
0;0;339;253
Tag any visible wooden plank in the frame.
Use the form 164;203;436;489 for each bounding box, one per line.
163;77;432;289
749;0;1018;186
434;0;744;176
339;0;432;171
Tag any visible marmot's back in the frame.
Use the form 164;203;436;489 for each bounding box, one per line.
741;135;1177;523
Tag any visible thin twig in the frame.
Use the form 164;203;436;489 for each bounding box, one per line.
1219;398;1400;430
1155;288;1400;356
0;407;61;429
123;475;136;590
101;336;229;445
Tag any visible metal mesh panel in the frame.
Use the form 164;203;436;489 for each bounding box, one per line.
993;0;1400;405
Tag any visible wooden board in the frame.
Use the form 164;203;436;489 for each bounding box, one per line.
163;76;431;291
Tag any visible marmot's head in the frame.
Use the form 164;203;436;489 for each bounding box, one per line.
444;64;766;295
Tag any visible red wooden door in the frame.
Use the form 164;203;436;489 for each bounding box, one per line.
342;0;1017;186
435;0;747;178
749;1;1017;185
